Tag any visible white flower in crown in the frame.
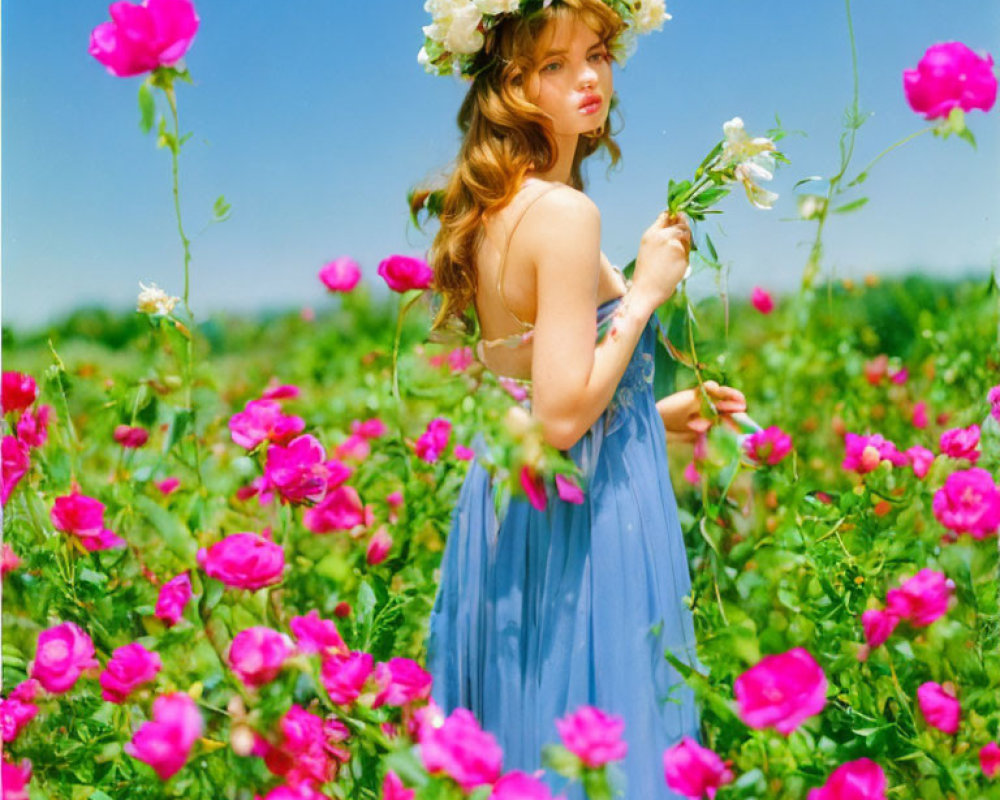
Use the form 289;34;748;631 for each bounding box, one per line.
473;0;520;13
632;0;671;34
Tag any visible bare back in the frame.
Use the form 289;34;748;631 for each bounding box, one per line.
473;177;628;381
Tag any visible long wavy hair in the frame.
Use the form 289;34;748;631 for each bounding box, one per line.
425;0;626;334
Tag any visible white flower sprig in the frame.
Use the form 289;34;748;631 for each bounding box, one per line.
137;281;180;317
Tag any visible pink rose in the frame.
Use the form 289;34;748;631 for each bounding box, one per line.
911;401;928;429
319;256;362;293
1;757;32;800
917;681;961;734
415;418;452;463
113;424;149;448
860;608;900;649
663;736;734;799
939;424;980;463
807;758;887;800
683;461;701;486
320;650;374;704
290;610;348;656
366;526;393;566
499;376;529;402
371;657;433;709
448;346;475;373
2;435;31;507
334;432;371;461
932;468;1000;540
490;770;560;799
903;42;997;120
555;474;585;504
1;372;37;415
155;572;192;626
269;705;338;786
988;385;1000;423
229;399;305;450
196;531;285;590
30;621;100;693
228;627;293;687
89;0;200;78
520;466;548;511
419;707;503;792
124;692;203;780
100;642;163;703
750;287;774;314
454;444;476;461
889;367;908;385
864;355;888;386
886;568;954;627
744;425;793;465
261;382;301;401
842;433;907;474
263;434;330;505
156;476;180;495
383;769;416;800
50;491;127;551
555;705;627;768
352;418;389;439
377;254;433;293
1;680;41;743
906;445;934;480
15;405;52;449
1;543;22;577
733;648;828;735
980;741;1000;779
303;485;368;533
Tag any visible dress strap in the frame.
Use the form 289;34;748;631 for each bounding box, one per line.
495;181;565;331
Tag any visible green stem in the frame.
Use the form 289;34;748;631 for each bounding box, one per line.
845;126;934;188
391;291;424;403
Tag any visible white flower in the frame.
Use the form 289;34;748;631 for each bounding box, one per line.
473;0;520;14
137;282;179;316
632;0;671;34
721;116;776;164
797;194;826;220
417;46;431;67
443;2;484;54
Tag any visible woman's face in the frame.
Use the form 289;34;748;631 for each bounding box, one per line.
524;14;613;138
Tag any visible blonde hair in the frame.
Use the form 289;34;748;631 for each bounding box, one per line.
424;0;626;334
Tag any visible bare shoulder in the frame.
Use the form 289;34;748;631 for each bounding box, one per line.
519;184;600;259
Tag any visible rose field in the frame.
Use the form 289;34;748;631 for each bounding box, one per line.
3;2;1000;800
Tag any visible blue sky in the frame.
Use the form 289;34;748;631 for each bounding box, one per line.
3;1;999;330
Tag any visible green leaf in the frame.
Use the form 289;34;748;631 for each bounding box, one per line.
704;233;719;262
138;83;155;134
212;194;232;222
162;409;192;456
133;494;197;561
957;126;977;149
832;196;869;214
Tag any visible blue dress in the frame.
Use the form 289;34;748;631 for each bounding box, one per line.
423;295;705;800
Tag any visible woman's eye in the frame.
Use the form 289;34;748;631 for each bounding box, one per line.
589;51;607;62
542;61;561;72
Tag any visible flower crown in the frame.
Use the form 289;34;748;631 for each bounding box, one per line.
418;0;671;79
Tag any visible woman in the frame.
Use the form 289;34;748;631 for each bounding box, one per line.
421;1;745;796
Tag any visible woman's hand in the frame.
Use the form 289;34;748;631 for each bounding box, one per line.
656;380;747;444
632;211;692;309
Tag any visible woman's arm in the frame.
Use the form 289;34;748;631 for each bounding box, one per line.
657;381;748;443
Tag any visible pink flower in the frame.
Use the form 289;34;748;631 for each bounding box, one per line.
155;572;192;626
229;399;305;450
156;476;181;495
889;367;908;385
29;621;100;693
100;642;163;703
15;405;51;449
555;705;627;768
319;256;362;293
903;42;997;120
415;418;452;463
263;434;330;505
113;424;149;448
1;680;41;743
371;657;433;709
555;474;585;504
303;486;368;533
262;382;301;401
988;385;1000;423
932;468;1000;540
864;355;888;386
980;741;1000;779
733;648;828;735
383;769;416;800
886;568;955;627
320;650;374;704
377;254;433;293
366;526;393;565
196;532;285;590
419;707;503;792
842;433;907;474
1;543;22;577
268;705;340;785
454;444;476;461
663;736;734;799
1;757;32;800
860;608;900;649
2;435;31;507
683;461;701;486
911;402;928;429
807;758;887;800
490;770;560;799
917;681;961;734
448;346;475;373
386;490;404;509
89;0;200;78
334;432;371;461
1;372;37;415
352;418;389;439
906;445;934;479
750;287;774;314
228;627;293;687
499;376;529;402
520;466;548;511
290;610;347;656
939;424;980;463
50;490;127;551
124;692;203;780
744;426;793;465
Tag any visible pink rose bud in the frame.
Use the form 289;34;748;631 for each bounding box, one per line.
16;405;52;449
917;681;961;734
932;468;1000;540
1;372;38;415
454;444;476;461
228;627;293;687
448;346;474;373
197;531;285;590
334;601;351;617
1;543;23;577
418;707;503;792
89;0;200;78
2;436;31;507
290;609;348;656
261;382;301;401
980;741;1000;779
156;476;180;495
939;424;981;463
366;526;393;566
383;769;417;800
663;736;734;799
520;466;548;511
320;650;374;705
744;425;793;465
303;485;367;534
906;445;934;480
124;692;203;780
885;568;955;627
683;461;701;486
490;770;559;799
319;256;362;293
100;642;163;703
415;418;452;463
113;424;149;448
911;401;928;429
860;608;900;649
1;680;41;743
377;254;433;293
155;572;193;626
750;287;774;314
352;418;389;439
371;657;433;709
555;474;585;504
889;367;908;385
733;647;828;735
555;705;628;768
807;758;887;800
903;42;997;120
29;621;100;693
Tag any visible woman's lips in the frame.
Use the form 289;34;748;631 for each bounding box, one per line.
579;95;602;114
